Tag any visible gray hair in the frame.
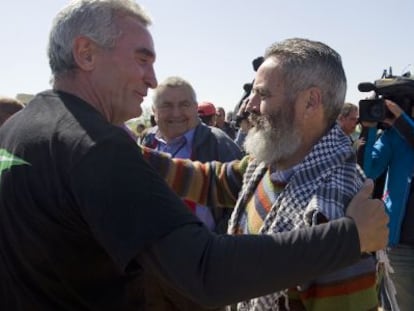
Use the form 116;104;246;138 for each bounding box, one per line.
264;38;347;126
152;76;197;107
48;0;152;78
339;102;358;118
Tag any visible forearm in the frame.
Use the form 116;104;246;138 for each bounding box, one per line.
362;127;381;178
140;145;244;207
141;218;360;308
394;113;414;149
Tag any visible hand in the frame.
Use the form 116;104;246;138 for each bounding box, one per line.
237;98;249;118
352;137;366;150
354;137;365;150
360;121;377;128
383;99;403;126
385;99;403;118
346;179;389;253
239;119;251;133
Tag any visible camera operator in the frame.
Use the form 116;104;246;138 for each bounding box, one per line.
231;57;264;155
233;97;252;153
232;57;264;122
361;98;414;311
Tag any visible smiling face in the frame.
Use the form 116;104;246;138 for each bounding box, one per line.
153;85;199;141
91;16;157;124
244;57;304;166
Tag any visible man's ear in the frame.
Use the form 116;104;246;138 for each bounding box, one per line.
305;87;322;111
72;36;98;71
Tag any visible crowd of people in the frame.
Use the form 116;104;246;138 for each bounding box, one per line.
3;0;414;310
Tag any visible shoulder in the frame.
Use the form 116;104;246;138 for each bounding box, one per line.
208;125;234;141
197;125;238;147
193;124;242;160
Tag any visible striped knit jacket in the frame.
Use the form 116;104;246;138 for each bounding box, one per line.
141;124;378;311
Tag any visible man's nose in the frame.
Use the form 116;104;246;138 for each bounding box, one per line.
145;66;158;89
246;93;260;114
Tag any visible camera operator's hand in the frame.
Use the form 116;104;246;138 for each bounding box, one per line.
360;121;377;128
239;118;252;134
237;98;249;118
383;99;403;126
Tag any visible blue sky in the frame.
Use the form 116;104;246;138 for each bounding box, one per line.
1;0;413;114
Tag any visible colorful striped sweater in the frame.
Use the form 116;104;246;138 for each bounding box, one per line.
141;125;378;310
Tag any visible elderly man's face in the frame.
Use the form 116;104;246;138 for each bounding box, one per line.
338;109;359;135
244;57;302;166
153;86;199;141
91;16;157;124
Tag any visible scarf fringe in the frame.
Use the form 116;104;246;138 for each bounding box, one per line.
377;249;400;311
236;289;289;311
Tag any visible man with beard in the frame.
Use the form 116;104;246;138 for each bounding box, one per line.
142;38;380;310
0;1;388;309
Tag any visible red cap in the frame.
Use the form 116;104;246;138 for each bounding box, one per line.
198;101;216;116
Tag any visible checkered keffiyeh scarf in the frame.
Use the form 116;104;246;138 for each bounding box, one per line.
227;124;366;311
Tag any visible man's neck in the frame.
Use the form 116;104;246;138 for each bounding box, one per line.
272;151;306;171
54;74;114;123
272;132;324;171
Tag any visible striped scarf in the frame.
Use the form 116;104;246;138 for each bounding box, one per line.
227;124;366;311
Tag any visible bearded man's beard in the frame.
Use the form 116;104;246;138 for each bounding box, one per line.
244;110;302;166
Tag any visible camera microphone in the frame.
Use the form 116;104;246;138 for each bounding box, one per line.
358;82;376;92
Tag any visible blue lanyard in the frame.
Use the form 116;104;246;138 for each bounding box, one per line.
155;138;187;158
170;140;187;158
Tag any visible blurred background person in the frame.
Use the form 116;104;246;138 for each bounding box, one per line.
197;101;217;126
140;76;242;233
0;96;24;126
233;98;252;154
135;123;146;139
337;102;359;137
215;106;236;139
225;110;234;125
337;102;364;151
140;76;242;310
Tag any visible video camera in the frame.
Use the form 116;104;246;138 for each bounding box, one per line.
358;67;414;122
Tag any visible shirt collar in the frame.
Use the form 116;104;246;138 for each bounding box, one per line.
154;127;195;146
154;127;196;158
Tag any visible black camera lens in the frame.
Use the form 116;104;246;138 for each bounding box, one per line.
369;104;384;119
358;99;386;122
